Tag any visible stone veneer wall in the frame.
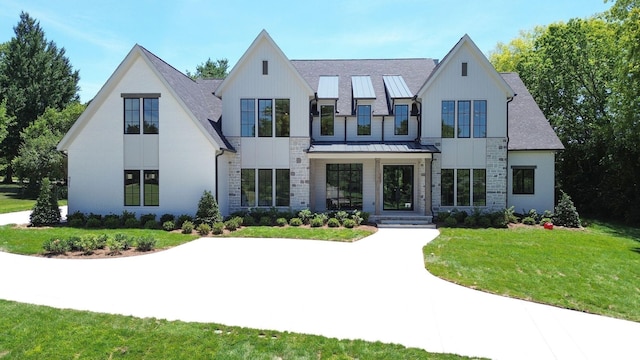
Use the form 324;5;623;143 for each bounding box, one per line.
227;137;242;212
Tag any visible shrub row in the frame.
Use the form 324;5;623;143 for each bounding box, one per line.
437;208;511;229
42;234;157;255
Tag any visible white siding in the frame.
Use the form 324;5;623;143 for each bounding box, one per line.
508;151;556;213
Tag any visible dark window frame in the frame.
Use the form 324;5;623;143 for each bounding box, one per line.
462;62;468;76
357;104;371;136
262;60;268;75
241;99;255;137
513;167;535;194
143;170;159;206
394;104;409;136
326;163;363;210
457;101;471;138
143;98;159;134
441;100;455;138
258;99;273;137
124;170;141;206
241;169;256;206
320;104;334;136
124;98;140;134
473;100;487;138
275;99;290;137
473;169;486;206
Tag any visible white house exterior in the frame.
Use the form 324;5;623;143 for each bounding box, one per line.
58;30;563;221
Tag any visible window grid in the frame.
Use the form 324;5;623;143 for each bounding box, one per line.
241;99;255;137
124;98;140;134
457;101;471;138
143;170;159;206
124;170;140;206
275;99;290;137
357;105;371;135
394;104;409;135
513;168;535;194
143;98;159;134
441;168;487;207
258;99;273;137
473;100;487;138
275;169;290;206
473;169;486;206
326;164;363;210
320;105;334;136
441;101;455;138
241;169;256;206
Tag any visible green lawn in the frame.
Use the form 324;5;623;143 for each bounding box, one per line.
226;225;374;242
424;222;640;322
0;300;475;359
0;183;67;214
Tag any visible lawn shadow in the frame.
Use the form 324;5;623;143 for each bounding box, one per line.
0;184;34;200
632;248;640;255
589;219;640;244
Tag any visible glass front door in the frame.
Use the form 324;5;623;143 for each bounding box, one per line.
383;165;413;210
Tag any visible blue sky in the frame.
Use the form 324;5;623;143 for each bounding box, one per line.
1;0;611;102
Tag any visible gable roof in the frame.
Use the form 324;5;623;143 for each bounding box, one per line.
502;72;564;151
292;58;436;116
58;45;233;152
418;34;515;98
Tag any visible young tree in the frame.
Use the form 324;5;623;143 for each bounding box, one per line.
0;12;80;183
195;190;222;226
30;177;61;227
186;58;229;79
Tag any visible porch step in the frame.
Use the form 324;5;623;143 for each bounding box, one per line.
372;215;435;229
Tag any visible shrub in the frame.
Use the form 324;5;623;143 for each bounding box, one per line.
276;217;288;227
86;217;102;229
443;217;458;227
327;218;341;228
231;216;244;227
139;213;156;226
554;191;581;228
160;213;175;224
335;211;349;224
224;219;240;231
103;216;120;229
259;216;272;226
30;178;61;227
212;222;224;235
542;210;554;220
463;216;477;227
540;217;553;225
477;215;492;228
66;211;86;227
437;211;450;222
67;236;82;252
195;190;222;226
136;236;157;252
42;238;69;254
196;223;211;236
120;210;137;225
351;210;363;225
298;209;312;224
68;218;84;228
162;221;175;231
504;206;518;224
242;214;255;226
175;214;193;229
522;216;536;225
95;234;108;249
114;234;133;250
144;220;159;230
106;236;125;255
342;218;356;228
452;210;468;223
360;211;370;224
527;209;539;223
124;217;140;228
181;221;194;234
289;217;303;226
79;235;99;255
491;212;509;228
309;216;324;228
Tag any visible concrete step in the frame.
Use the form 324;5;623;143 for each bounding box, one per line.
377;223;437;229
372;215;434;228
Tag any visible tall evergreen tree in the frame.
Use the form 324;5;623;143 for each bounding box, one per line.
0;12;79;183
186;58;229;79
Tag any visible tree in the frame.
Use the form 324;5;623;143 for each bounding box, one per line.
30;177;61;227
0;12;80;183
186;58;229;79
0;101;11;149
195;190;222;226
12;102;85;194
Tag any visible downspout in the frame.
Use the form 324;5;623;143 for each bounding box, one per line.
215;149;226;202
309;92;317;141
505;95;515;208
344;116;348;143
381;116;385;142
413;95;422;143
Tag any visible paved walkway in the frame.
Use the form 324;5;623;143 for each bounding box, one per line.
0;212;638;359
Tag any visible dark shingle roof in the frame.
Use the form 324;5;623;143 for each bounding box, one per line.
139;46;234;151
291;59;437;116
502;73;564;151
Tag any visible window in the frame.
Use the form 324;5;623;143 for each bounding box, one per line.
394;104;408;135
513;167;535;194
357;105;371;135
457;101;470;138
275;99;290;137
241;169;256;206
441;169;454;206
124;170;140;206
143;98;159;134
262;60;268;75
473;169;486;206
473;100;486;138
320;105;334;136
124;98;140;134
275;169;290;206
258;99;273;137
326;164;363;210
441;101;455;138
462;62;468;76
144;170;159;206
258;169;273;206
241;99;255;137
441;168;486;207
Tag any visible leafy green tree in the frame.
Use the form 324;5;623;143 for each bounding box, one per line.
186;58;229;79
30;177;61;227
489;27;542;72
0;12;80;183
195;190;222;226
13;102;85;194
0;100;11;149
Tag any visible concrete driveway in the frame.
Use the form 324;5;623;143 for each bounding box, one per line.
0;224;638;359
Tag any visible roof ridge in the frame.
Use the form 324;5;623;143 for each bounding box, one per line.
137;44;196;84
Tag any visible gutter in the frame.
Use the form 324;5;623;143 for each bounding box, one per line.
505;94;516;207
215;149;226;201
413;95;422;143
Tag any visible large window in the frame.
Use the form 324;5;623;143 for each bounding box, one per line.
394;104;408;135
275;99;290;137
320;105;334;136
326;164;363;210
457;101;470;138
124;170;140;206
241;99;255;137
441;168;486;207
241;168;290;207
144;170;159;206
357;105;371;135
441;101;455;138
513;167;535;194
473;100;487;138
124;97;159;134
143;98;159;134
258;99;273;137
124;98;140;134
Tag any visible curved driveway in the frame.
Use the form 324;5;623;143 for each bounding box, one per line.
0;216;638;359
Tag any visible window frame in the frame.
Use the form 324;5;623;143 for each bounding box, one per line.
275;99;290;137
258;99;273;137
473;100;487;138
124;170;141;206
124;98;141;134
143;170;159;206
143;98;159;134
441;100;455;138
457;101;471;138
326;163;363;210
357;104;371;136
241;169;256;206
240;99;255;137
513;167;535;195
275;169;290;206
320;104;335;136
394;104;409;136
441;169;454;206
473;169;486;206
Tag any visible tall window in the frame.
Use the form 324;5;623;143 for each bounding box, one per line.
275;169;290;206
144;170;159;206
241;99;255;137
275;99;290;137
326;164;363;210
143;98;159;134
124;170;140;206
457;169;470;206
320;105;334;136
441;101;455;138
473;169;486;206
124;98;140;134
473;100;487;138
394;104;408;135
441;169;454;206
457;101;470;138
258;99;273;137
513;167;535;194
258;169;273;206
357;105;371;135
241;169;256;206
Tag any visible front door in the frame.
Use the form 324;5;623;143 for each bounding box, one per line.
383;165;413;211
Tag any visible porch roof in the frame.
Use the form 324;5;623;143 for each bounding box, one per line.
307;142;439;158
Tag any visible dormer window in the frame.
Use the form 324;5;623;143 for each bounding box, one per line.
462;62;468;76
357;105;371;135
262;60;268;75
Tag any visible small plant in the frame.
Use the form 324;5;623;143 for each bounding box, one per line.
212;222;224;235
144;220;159;229
114;234;133;250
124;217;140;228
259;216;272;226
444;217;458;227
342;218;356;228
289;217;303;226
491;211;509;228
351;210;363;225
68;218;84;228
181;220;194;234
79;235;99;255
540;217;553;225
95;234;108;249
463;216;477;227
437;211;450;222
309;216;324;228
107;236;125;255
136;236;157;252
42;238;69;254
327;218;340;228
224;219;240;231
160;213;175;224
67;236;82;252
162;221;175;231
522;216;536;225
139;213;157;226
66;211;86;227
554;191;581;228
196;223;211;236
335;211;349;224
504;206;518;224
276;217;288;227
175;214;193;229
298;209;312;224
242;214;255;226
478;215;492;228
195;190;222;226
360;211;370;224
103;216;120;229
120;210;137;225
452;209;468;223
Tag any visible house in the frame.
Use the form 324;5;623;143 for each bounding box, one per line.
57;30;563;222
